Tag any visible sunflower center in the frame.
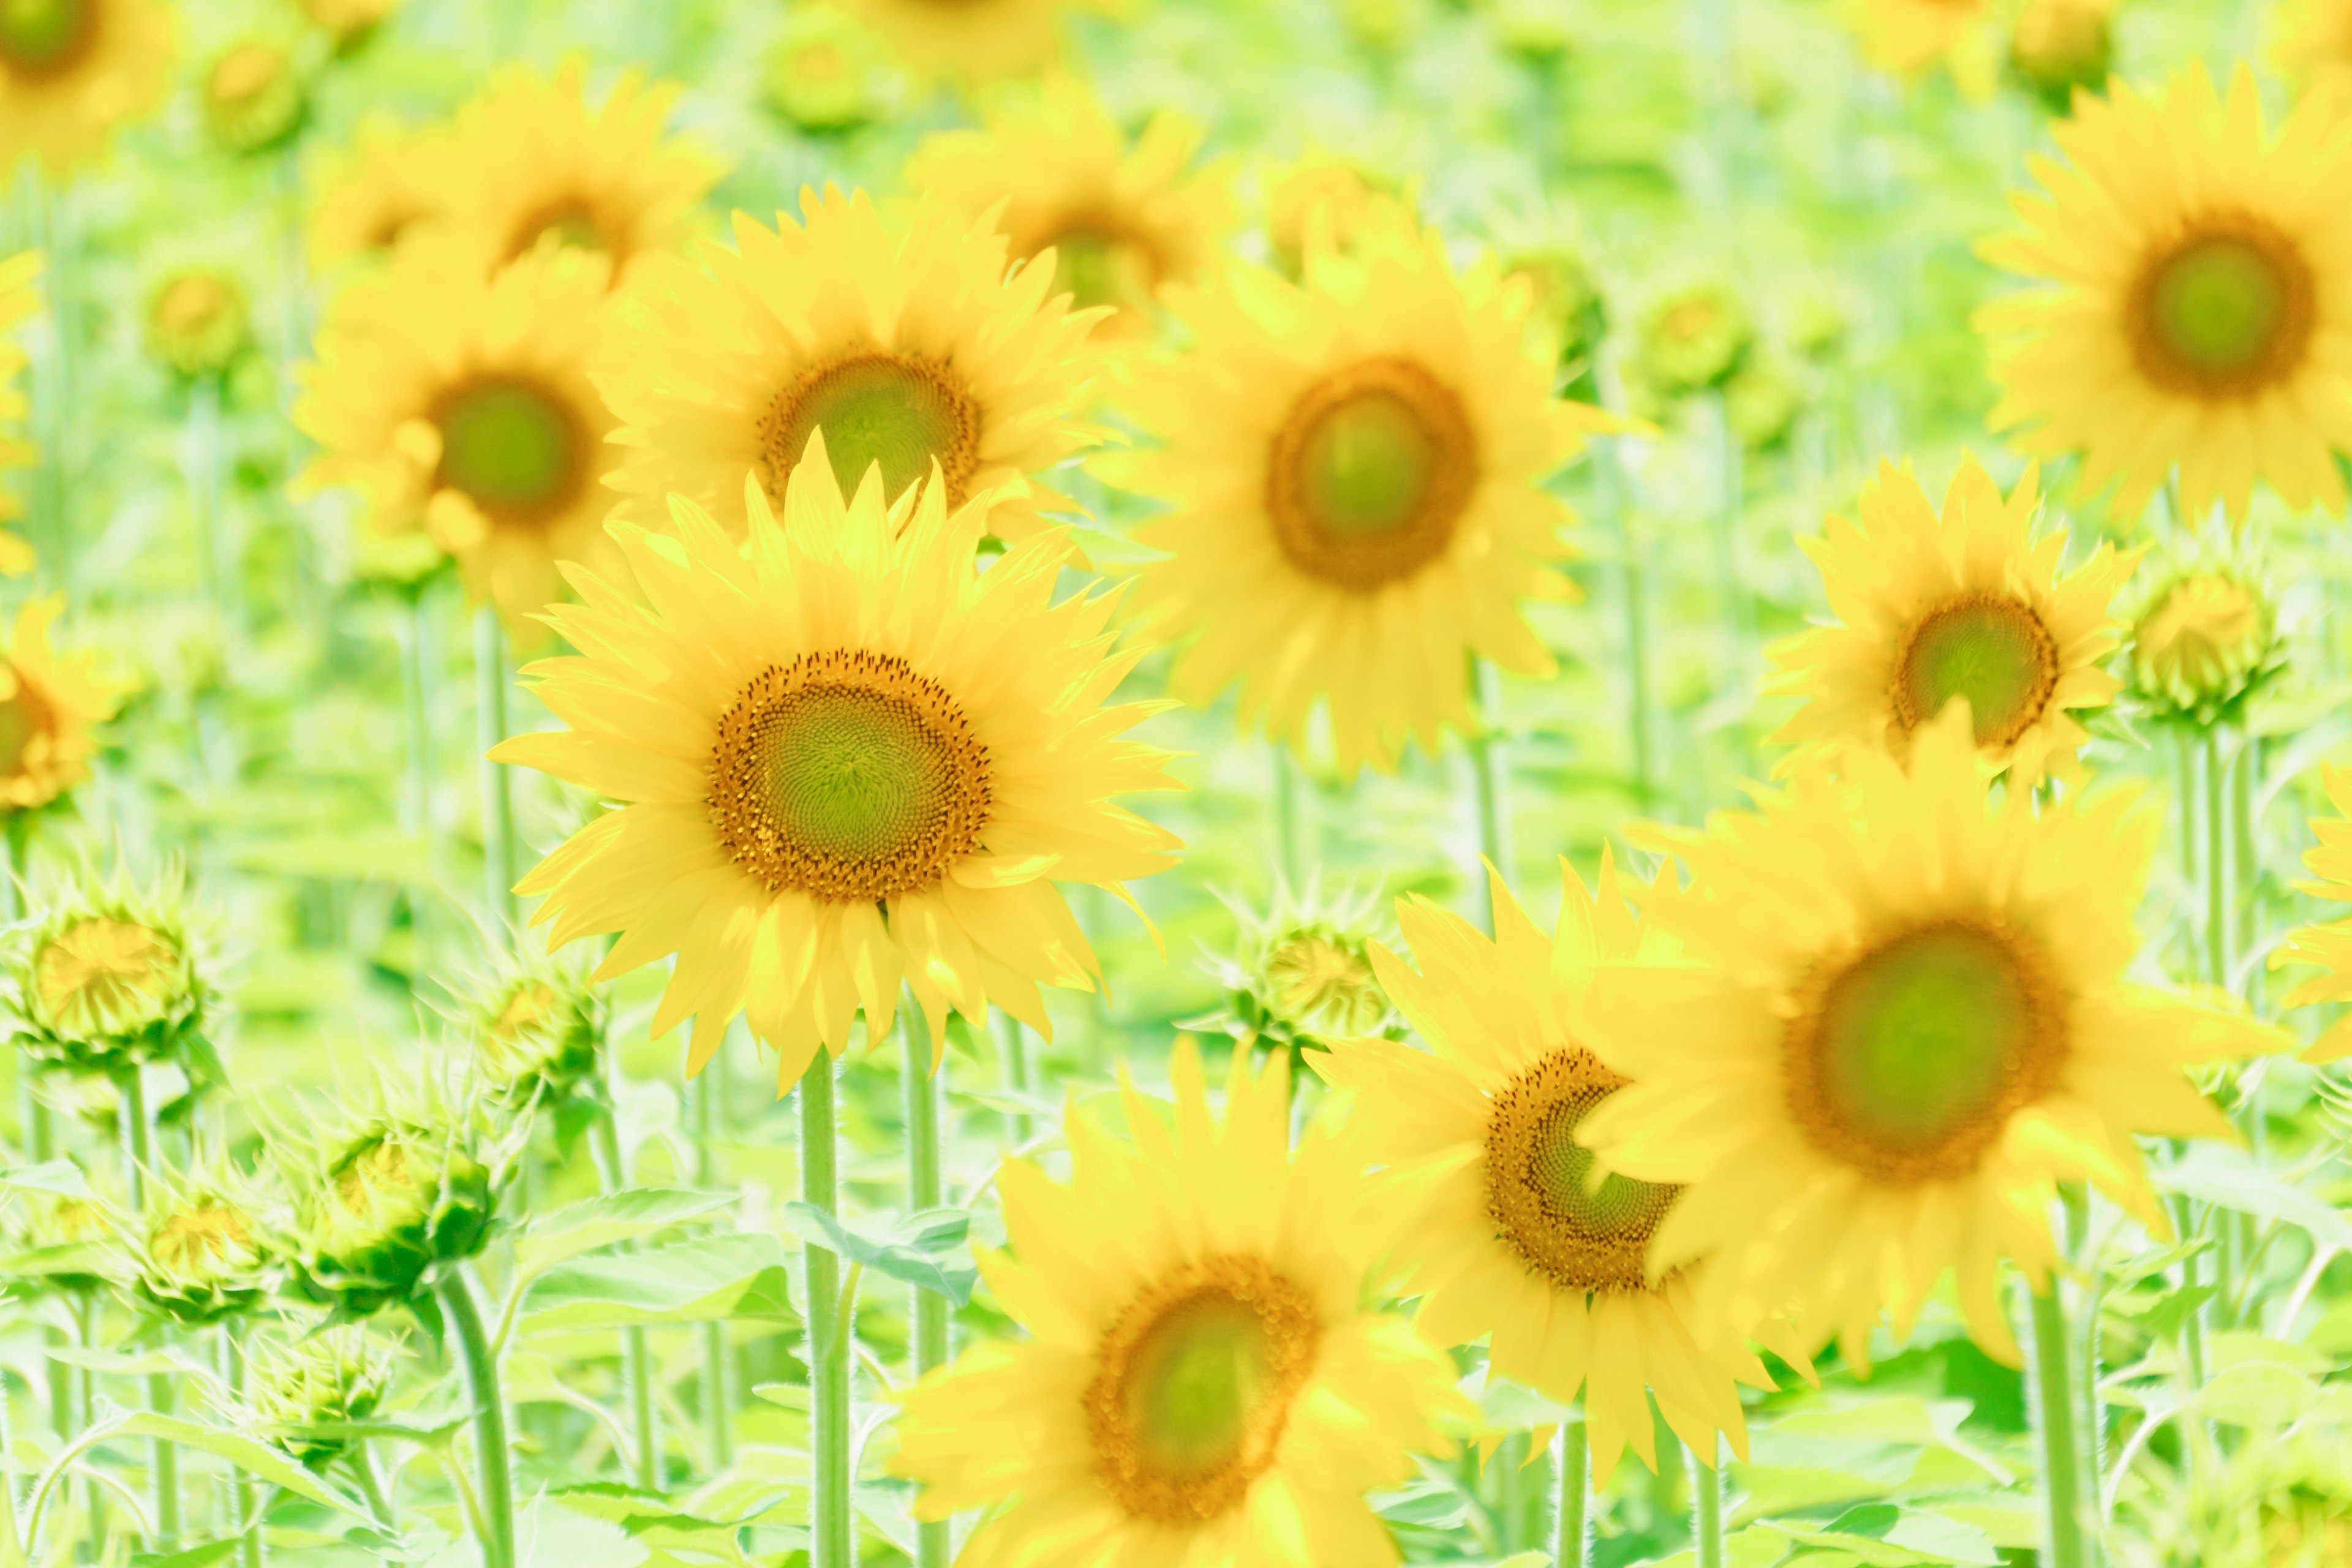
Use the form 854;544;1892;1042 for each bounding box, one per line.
508;198;612;262
707;650;992;905
1267;357;1477;591
1891;593;2060;748
1034;216;1159;316
1785;918;2068;1185
2128;216;2317;399
0;0;96;80
0;669;55;780
1485;1048;1678;1295
155;1204;254;1270
1084;1254;1321;1526
432;377;589;525
758;352;982;508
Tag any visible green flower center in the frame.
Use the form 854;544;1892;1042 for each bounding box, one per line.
1085;1255;1320;1526
759;352;981;507
433;377;588;524
2130;217;2316;399
1893;593;2060;748
708;650;992;905
1531;1100;1670;1239
1267;357;1476;591
0;0;95;79
1485;1048;1677;1294
1787;918;2068;1185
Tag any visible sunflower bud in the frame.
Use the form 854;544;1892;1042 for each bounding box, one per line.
458;948;609;1114
761;7;896;135
1196;880;1400;1056
1265;156;1406;277
2;1182;128;1298
1636;281;1754;399
2125;538;2283;729
143;270;251;380
2008;0;2113;113
296;0;400;51
203;40;308;157
236;1324;398;1466
127;1158;275;1327
3;862;221;1086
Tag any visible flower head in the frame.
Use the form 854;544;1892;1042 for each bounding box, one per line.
4;859;218;1084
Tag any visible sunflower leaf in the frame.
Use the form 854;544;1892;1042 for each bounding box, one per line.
778;1203;977;1306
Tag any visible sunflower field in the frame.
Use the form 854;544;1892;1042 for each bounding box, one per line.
7;0;2352;1566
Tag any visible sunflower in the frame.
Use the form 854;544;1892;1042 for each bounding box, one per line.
1314;858;1805;1484
309;116;453;268
2008;0;2114;109
891;1038;1466;1568
2122;530;2283;728
906;81;1234;341
1764;456;2138;785
293;241;625;634
1845;0;1999;96
2272;764;2352;1065
595;185;1105;548
0;249;39;574
492;447;1181;1089
834;0;1115;85
1105;206;1611;773
1263;153;1409;276
1574;709;2286;1362
0;595;122;815
0;0;170;173
426;61;722;291
1980;66;2352;527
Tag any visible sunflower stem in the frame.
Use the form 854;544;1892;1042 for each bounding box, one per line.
799;1050;853;1568
216;1325;262;1568
899;1000;951;1568
1469;658;1510;937
187;371;228;619
1690;1434;1724;1568
29;169;75;598
116;1069;179;1551
994;1008;1033;1148
349;1441;394;1532
587;1108;660;1491
475;606;518;941
439;1266;515;1568
2232;728;2260;1009
404;589;439;976
688;1069;732;1470
2203;729;2228;991
1592;367;1654;805
2030;1277;2092;1568
1703;391;1756;778
1272;742;1303;887
1555;1420;1588;1568
4;808;29;917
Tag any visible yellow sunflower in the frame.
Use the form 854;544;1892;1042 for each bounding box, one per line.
1765;456;2138;785
492;447;1182;1089
1106;206;1611;773
309;116;452;268
0;0;170;173
2273;764;2352;1064
2275;0;2352;100
891;1039;1466;1568
1575;709;2286;1363
1263;153;1409;276
595;186;1106;548
1845;0;1999;94
0;595;124;815
835;0;1118;85
1314;858;1807;1484
426;60;722;291
0;249;39;575
293;243;625;634
1980;65;2352;527
906;81;1234;341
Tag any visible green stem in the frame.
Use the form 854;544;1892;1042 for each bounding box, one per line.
119;1069;180;1551
1691;1435;1724;1568
189;372;227;617
994;1009;1033;1148
437;1268;514;1568
688;1072;731;1471
899;1003;949;1568
1704;392;1756;777
217;1326;261;1568
588;1110;659;1491
32;171;75;598
4;809;30;918
2233;728;2259;1009
2203;729;2228;990
1272;742;1302;888
1591;370;1654;805
475;606;516;941
349;1442;394;1531
2067;1189;2105;1566
1469;658;1509;938
2030;1280;2092;1568
800;1052;852;1568
1555;1421;1587;1568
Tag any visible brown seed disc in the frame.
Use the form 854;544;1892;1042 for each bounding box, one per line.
1483;1047;1679;1295
1265;356;1478;592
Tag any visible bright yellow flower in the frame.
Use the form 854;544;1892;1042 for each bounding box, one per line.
1263;153;1408;276
1765;456;2138;785
1315;859;1807;1484
0;595;122;813
2275;0;2352;100
907;80;1234;341
294;243;625;635
492;448;1182;1090
424;60;722;291
1846;0;2000;94
0;0;170;173
1980;66;2352;526
309;115;451;268
1577;710;2286;1363
1107;206;1610;773
595;186;1106;549
0;249;38;574
891;1039;1466;1568
835;0;1120;85
2273;765;2352;1064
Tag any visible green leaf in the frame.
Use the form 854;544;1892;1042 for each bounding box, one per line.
514;1188;738;1283
130;1543;242;1568
512;1495;650;1568
110;1414;368;1520
2155;1144;2352;1250
0;1161;89;1199
2134;1283;2219;1343
778;1203;976;1306
522;1232;798;1332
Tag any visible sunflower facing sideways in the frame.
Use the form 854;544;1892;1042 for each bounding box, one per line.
1104;205;1612;773
595;186;1106;548
1575;710;2286;1362
0;595;125;817
907;81;1234;341
1980;65;2352;527
492;444;1181;1088
891;1039;1466;1568
0;0;171;173
294;243;625;633
1765;456;2138;785
428;60;721;290
1314;859;1807;1485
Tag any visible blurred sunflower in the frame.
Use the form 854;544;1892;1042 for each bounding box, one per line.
1847;0;1999;95
295;0;399;48
125;1152;274;1326
1765;456;2138;785
294;241;625;635
429;60;721;290
891;1039;1466;1567
0;0;170;173
761;4;899;134
1264;152;1408;276
1576;710;2286;1362
1980;65;2352;526
1315;859;1805;1483
0;596;125;815
494;450;1181;1089
141;267;249;379
2123;530;2283;728
0;249;39;575
309;116;450;267
2275;0;2352;98
200;37;304;156
2008;0;2114;109
2272;765;2352;1065
835;0;1119;84
1107;206;1610;773
907;81;1234;341
595;186;1105;546
236;1324;398;1467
